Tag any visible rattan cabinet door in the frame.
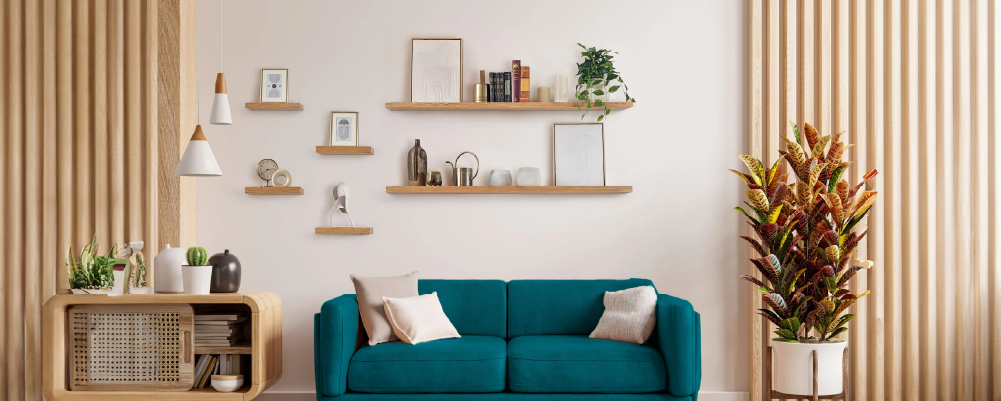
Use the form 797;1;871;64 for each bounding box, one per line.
68;304;194;391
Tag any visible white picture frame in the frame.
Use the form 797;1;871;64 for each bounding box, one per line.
329;112;359;146
411;38;463;102
260;69;288;102
553;123;606;186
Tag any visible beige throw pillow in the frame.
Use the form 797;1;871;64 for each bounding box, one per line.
589;285;658;345
351;271;419;346
383;292;461;345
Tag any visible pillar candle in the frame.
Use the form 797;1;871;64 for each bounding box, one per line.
554;75;569;102
538;87;551;103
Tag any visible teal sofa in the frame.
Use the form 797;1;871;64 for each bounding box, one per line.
314;279;701;400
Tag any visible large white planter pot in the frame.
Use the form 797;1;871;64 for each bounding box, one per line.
182;265;213;295
154;244;186;293
772;340;847;396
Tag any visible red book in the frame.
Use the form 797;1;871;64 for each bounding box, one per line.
511;60;521;102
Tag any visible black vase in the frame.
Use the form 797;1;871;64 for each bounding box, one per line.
209;249;241;293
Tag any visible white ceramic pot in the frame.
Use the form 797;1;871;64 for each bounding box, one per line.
517;167;542;186
182;265;213;295
211;375;244;392
771;340;847;396
70;288;114;295
154;244;186;293
488;169;512;186
112;270;126;295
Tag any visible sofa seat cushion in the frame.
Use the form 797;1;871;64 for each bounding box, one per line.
508;335;666;393
348;335;506;393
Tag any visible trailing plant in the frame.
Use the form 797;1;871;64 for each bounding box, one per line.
66;235;116;290
186;247;208;266
575;43;635;122
733;122;878;343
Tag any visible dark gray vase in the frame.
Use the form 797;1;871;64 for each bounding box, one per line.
209;249;241;293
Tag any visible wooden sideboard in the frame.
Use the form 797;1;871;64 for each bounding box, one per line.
42;292;282;400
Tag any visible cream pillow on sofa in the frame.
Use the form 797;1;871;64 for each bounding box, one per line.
383;292;461;345
589;285;658;345
351;271;419;346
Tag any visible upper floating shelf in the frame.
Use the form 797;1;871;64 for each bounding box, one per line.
384;102;633;111
386;186;632;194
246;102;304;111
316;146;374;155
245;186;303;195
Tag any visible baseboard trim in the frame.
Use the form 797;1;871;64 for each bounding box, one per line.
253;391;749;401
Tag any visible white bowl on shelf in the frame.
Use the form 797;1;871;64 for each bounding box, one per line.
211;375;243;392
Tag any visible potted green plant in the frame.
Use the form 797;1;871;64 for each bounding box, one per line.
181;246;212;294
575;43;635;121
67;235;120;294
733;122;878;396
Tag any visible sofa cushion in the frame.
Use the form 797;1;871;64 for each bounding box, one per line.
507;279;655;337
419;279;506;338
348;335;506;393
508;335;666;393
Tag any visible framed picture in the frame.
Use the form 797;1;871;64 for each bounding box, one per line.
411;38;462;102
553;123;606;186
329;112;359;146
260;69;288;102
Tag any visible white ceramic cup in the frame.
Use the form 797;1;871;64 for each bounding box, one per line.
182;265;213;295
517;167;542;186
488;169;513;186
211;375;244;392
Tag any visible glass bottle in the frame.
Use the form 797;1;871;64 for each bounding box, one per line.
407;139;427;186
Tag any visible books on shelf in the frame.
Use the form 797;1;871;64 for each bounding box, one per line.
195;311;247;347
520;66;530;102
503;72;512;102
192;354;243;388
511;60;521;102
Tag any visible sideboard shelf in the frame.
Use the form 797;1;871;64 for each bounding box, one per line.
385;101;633;111
195;341;252;355
316;146;374;155
245;186;303;195
386;186;633;194
245;102;303;111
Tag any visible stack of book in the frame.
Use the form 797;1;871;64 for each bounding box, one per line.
192;353;243;389
195;312;246;347
486;60;529;102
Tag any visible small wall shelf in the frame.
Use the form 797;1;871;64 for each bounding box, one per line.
245;187;304;195
316;146;374;155
245;102;303;111
385;102;633;111
385;186;633;194
315;227;373;235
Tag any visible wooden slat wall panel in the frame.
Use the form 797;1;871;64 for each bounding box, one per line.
1;1;193;398
748;0;1001;399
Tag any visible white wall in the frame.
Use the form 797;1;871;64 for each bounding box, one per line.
196;0;747;396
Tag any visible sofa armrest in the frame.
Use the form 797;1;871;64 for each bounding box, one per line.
656;294;702;398
315;294;360;399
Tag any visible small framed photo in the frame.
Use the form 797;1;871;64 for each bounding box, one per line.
411;38;463;102
260;69;288;102
330;112;359;146
553;122;606;186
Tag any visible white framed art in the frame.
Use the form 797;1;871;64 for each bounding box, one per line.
329;112;359;146
260;69;288;102
553;122;606;186
411;38;462;102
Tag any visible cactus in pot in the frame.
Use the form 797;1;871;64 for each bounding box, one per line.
186;247;208;266
182;246;213;294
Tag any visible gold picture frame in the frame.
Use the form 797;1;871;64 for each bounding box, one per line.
410;38;463;102
552;122;606;186
260;68;289;102
329;111;359;146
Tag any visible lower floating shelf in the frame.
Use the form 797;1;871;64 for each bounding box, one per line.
315;227;373;235
316;146;374;155
386;186;632;194
245;186;303;195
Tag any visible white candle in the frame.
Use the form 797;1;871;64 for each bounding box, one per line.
538;87;551;103
555;75;569;102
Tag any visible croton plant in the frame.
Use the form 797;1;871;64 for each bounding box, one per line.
733;122;878;343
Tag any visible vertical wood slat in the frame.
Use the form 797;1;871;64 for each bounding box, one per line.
56;0;73;297
766;0;780;163
783;0;798;138
110;0;125;244
972;0;990;399
935;1;954;398
7;0;26;399
749;1;764;400
24;0;42;399
94;0;110;251
800;0;815;137
127;1;142;242
41;0;57;306
990;1;1001;398
73;0;92;259
145;0;160;286
0;0;9;397
818;0;833;136
868;0;887;399
884;0;904;399
849;0;868;398
901;0;920;399
917;0;938;399
953;0;972;398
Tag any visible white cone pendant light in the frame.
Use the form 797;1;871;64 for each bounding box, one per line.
209;73;232;125
175;125;223;176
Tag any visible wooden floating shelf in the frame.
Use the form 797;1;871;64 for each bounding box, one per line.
194;342;251;355
315;227;373;235
245;186;304;195
316;146;374;155
385;101;633;111
245;102;303;111
385;186;633;194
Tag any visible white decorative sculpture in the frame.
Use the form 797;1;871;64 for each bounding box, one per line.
329;183;355;227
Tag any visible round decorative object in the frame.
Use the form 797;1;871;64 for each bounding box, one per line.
428;171;442;186
517;167;542;186
153;244;186;293
208;249;242;293
210;375;244;392
488;169;512;186
257;159;279;183
271;169;292;187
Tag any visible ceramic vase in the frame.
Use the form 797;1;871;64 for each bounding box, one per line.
154;244;186;293
407;139;428;186
208;249;242;293
771;340;847;396
488;170;513;186
182;265;213;295
517;167;542;186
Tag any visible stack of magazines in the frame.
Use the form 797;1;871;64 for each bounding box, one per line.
194;312;246;347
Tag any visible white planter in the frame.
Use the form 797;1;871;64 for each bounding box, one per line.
772;340;847;396
70;288;114;295
154;244;186;293
182;265;213;295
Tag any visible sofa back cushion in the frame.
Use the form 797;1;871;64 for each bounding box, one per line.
418;279;506;338
507;279;656;337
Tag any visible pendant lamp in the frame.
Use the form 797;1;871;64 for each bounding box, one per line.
209;0;232;125
175;125;223;176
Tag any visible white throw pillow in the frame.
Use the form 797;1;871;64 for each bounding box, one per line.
589;285;658;345
383;292;461;345
351;271;419;346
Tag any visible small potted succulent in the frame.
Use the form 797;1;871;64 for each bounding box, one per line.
181;246;212;295
67;235;123;294
733;122;878;396
575;43;635;121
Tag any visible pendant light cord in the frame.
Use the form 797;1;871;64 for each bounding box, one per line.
219;0;223;71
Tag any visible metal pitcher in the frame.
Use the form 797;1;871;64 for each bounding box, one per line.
445;151;479;186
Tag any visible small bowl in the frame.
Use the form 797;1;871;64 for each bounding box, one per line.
211;375;244;392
